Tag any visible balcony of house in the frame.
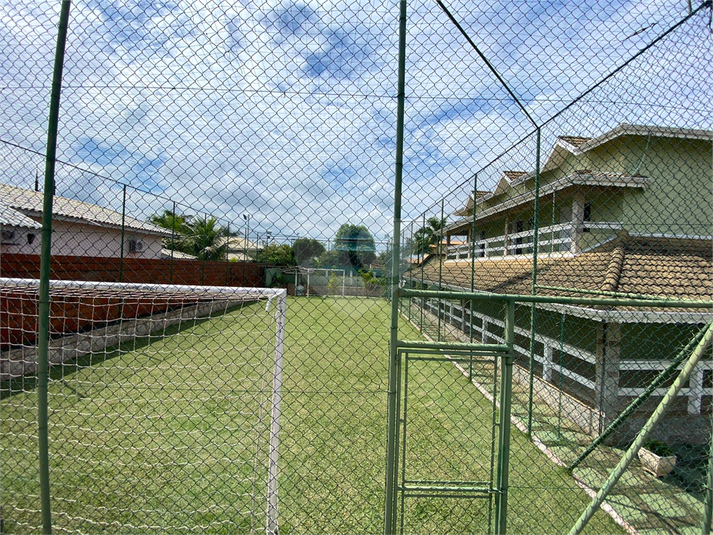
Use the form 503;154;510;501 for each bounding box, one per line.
446;220;625;260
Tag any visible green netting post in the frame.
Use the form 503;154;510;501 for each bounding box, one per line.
420;212;425;332
527;126;541;435
469;173;477;377
119;184;126;282
568;322;713;535
384;0;407;531
437;200;444;341
557;314;565;440
704;409;713;535
494;299;515;535
169;201;176;283
37;1;72;532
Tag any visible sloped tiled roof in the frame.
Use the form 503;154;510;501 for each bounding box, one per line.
0;200;42;229
558;136;591;147
0;183;171;237
503;170;527;181
417;238;713;303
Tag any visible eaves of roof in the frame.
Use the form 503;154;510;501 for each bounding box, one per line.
446;172;649;233
0;201;42;229
0;183;171;237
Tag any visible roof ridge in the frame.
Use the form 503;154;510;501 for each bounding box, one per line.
600;231;628;293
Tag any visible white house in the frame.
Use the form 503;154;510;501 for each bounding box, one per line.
0;183;171;259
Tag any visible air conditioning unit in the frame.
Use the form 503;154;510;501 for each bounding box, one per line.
129;239;145;253
1;229;17;244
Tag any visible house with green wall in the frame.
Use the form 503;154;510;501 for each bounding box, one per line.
410;123;713;443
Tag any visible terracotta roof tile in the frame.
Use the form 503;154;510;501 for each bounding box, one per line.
558;136;591;147
417;241;712;302
503;170;527;181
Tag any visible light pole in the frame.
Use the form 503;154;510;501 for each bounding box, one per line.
242;214;250;262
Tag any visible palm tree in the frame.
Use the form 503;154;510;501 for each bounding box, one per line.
412;216;447;257
183;216;228;261
149;211;228;260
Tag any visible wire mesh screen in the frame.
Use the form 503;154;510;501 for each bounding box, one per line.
1;1;712;534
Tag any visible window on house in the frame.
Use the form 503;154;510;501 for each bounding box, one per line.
515;220;524;254
479;230;486;257
583;202;591;232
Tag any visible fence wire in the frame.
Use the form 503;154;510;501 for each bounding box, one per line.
1;1;712;534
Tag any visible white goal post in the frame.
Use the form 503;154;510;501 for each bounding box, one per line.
0;277;286;535
293;267;346;297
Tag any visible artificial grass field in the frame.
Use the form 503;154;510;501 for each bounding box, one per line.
1;297;623;534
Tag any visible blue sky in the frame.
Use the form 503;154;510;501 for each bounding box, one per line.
1;0;711;244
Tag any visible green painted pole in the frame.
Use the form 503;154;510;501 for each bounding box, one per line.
437;200;444;341
534;284;691;302
384;0;407;531
169;201;176;284
568;322;713;535
420;213;425;331
469;173;477;377
399;288;712;309
569;325;707;470
37;1;72;532
494;299;515;534
119;184;126;282
527;127;541;435
703;411;713;535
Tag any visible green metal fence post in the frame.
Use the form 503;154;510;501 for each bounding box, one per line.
704;409;713;535
170;201;176;284
119;184;126;282
527;126;541;435
469;173;478;378
437;200;444;341
420;213;425;332
568;321;713;535
385;0;407;531
37;1;73;533
494;299;515;535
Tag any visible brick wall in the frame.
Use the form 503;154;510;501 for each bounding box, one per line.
0;254;267;348
0;253;264;287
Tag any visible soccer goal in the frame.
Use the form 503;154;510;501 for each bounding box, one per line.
292;267;346;297
0;278;285;535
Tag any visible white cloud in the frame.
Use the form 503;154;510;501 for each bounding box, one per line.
1;0;711;245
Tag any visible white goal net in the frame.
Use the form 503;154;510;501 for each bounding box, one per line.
0;278;285;535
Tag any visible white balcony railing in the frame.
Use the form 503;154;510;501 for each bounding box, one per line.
446;221;624;260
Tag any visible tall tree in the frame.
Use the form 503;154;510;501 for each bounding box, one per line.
293;238;326;266
412;217;447;257
149;211;228;261
150;209;190;251
255;244;296;266
184;216;228;261
334;224;376;269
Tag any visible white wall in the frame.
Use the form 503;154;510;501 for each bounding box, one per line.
0;220;163;259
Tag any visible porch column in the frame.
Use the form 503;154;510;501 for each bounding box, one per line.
570;191;585;254
503;216;510;256
595;321;621;434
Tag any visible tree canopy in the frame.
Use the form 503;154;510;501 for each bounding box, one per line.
293;238;326;266
334;224;376;269
150;211;228;261
254;244;296;266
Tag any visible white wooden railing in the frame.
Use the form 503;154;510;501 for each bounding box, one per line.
417;298;712;414
446;221;624;260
